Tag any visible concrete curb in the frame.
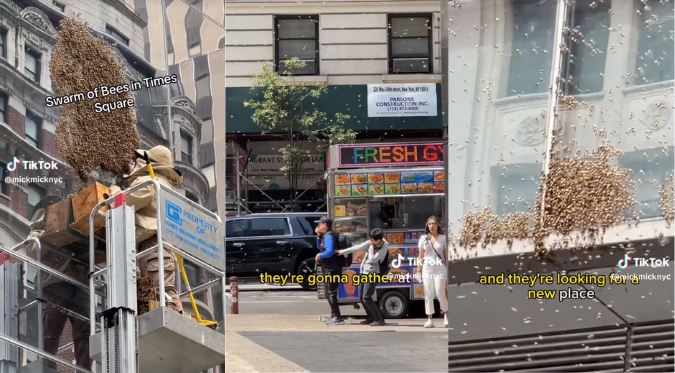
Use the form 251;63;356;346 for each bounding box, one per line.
225;284;305;292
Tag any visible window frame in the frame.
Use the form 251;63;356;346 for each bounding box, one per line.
631;0;674;86
24;48;41;83
185;190;199;204
0;28;7;59
25;111;42;148
0;91;7;124
27;183;47;219
53;1;65;12
180;131;193;164
247;217;291;237
105;25;129;46
274;15;320;76
225;219;247;238
561;0;611;95
0;166;6;195
387;13;434;74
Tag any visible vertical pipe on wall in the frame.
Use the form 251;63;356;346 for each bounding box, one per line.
539;0;570;227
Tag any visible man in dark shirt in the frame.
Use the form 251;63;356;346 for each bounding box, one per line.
315;217;344;325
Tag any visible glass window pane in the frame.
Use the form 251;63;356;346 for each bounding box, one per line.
391;18;430;38
278;40;316;60
445;0;555;240
506;0;557;96
248;218;289;236
563;0;611;94
26;114;39;138
226;220;246;237
277;19;316;39
635;0;674;85
391;38;429;58
25;51;36;72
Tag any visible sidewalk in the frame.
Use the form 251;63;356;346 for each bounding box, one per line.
225;314;446;373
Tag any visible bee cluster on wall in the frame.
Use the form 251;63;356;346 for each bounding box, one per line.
50;15;140;181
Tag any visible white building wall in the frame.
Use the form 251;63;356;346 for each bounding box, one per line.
225;1;442;87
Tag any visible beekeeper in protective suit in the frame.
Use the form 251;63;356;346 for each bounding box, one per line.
25;196;92;370
109;145;184;313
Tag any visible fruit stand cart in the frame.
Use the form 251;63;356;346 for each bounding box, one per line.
322;142;448;319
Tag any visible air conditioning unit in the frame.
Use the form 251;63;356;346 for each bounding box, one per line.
279;60;317;75
392;58;429;73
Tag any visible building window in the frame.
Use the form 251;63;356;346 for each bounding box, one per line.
25;111;42;148
27;184;47;219
0;28;6;59
180;131;193;163
185;191;199;204
388;14;432;74
24;48;41;83
635;0;674;85
53;1;65;12
0;92;7;123
562;0;611;95
188;43;201;57
275;15;319;75
105;26;129;46
0;167;6;195
506;0;556;96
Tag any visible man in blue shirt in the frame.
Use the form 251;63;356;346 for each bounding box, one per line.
314;217;344;325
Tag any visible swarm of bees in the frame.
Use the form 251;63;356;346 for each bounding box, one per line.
50;15;139;181
459;139;638;259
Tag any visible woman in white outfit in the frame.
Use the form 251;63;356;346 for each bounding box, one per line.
416;216;448;328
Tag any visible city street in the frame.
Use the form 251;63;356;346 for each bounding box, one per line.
225;278;446;372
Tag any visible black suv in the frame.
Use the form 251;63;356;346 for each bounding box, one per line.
225;213;324;290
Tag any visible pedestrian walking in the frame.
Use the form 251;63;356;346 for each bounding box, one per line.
416;216;448;328
315;217;345;325
338;228;389;326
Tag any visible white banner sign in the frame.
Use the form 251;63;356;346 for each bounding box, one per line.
243;154;325;190
367;83;437;117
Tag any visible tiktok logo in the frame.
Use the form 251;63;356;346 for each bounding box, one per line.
391;254;404;268
617;253;632;269
6;157;19;172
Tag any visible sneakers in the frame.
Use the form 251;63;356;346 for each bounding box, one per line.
424;319;435;328
326;318;345;326
324;316;335;324
444;313;448;327
370;321;386;326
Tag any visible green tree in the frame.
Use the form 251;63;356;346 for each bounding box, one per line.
245;58;356;210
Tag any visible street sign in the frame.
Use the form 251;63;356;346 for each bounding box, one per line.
159;191;224;271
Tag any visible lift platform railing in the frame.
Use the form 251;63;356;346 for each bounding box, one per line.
87;179;226;336
0;238;99;373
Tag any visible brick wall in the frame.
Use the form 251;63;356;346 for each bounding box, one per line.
7;106;25;137
56;321;75;373
41;129;62;161
7;184;27;218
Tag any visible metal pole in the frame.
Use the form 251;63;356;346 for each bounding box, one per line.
36;244;43;351
160;0;174;157
235;153;242;216
539;0;569;228
155;183;167;308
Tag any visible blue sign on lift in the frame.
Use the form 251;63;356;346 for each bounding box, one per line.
159;191;224;271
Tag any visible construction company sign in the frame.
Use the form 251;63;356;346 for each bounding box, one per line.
367;83;437;118
243;154;325;190
160;190;224;271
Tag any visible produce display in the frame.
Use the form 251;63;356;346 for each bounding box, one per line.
334;170;444;196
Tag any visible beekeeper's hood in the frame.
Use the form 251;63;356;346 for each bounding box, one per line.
126;145;182;187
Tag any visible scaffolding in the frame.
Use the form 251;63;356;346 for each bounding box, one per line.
229;145;328;215
0;180;226;373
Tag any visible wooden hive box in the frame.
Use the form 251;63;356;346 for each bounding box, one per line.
40;199;79;247
69;182;111;237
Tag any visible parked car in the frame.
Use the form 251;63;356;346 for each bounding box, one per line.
225;213;325;290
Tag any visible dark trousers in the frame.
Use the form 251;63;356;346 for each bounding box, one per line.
359;281;384;323
43;283;92;369
323;267;342;319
